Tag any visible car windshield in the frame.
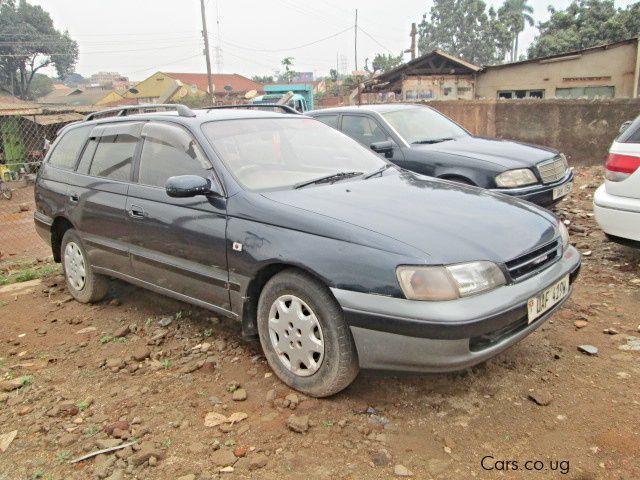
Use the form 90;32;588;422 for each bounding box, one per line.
202;117;386;191
382;107;468;144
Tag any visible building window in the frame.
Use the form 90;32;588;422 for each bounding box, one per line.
555;86;614;98
498;89;545;99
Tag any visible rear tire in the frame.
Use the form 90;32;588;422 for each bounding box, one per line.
61;229;109;303
257;269;359;397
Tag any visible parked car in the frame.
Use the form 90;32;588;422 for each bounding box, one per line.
308;104;574;207
594;115;640;245
34;104;581;397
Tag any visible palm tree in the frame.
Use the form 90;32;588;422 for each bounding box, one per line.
499;0;534;61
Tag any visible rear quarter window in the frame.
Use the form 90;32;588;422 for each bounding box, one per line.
314;115;339;128
617;116;640;143
47;125;92;170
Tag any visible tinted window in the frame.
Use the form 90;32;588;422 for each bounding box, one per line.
138;123;212;188
47;125;91;170
617;115;640;143
381;107;467;144
202;118;385;191
314;115;339;128
89;133;138;181
342;115;387;146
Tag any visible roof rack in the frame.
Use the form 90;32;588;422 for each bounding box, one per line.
84;104;196;121
205;104;301;115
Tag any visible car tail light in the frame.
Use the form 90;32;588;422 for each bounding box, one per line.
605;153;640;181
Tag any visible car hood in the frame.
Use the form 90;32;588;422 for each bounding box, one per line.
412;135;558;169
261;170;558;264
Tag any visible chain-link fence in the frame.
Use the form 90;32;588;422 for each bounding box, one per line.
1;113;81;263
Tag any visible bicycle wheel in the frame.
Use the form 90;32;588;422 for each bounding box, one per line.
1;184;11;200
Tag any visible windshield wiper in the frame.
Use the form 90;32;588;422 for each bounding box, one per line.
412;137;455;144
363;163;392;179
293;171;363;189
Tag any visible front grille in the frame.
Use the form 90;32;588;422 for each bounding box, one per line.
537;156;568;184
505;239;561;281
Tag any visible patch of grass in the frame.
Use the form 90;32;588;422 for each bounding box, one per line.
322;420;334;428
100;335;127;345
0;259;59;286
175;310;183;320
203;328;213;337
17;375;33;387
223;439;236;448
0;301;8;308
77;401;90;412
160;359;172;369
83;426;99;438
160;439;172;448
55;451;71;464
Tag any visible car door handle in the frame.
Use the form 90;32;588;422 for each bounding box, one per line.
128;204;145;219
69;192;79;203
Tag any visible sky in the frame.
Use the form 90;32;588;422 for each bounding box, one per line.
29;0;638;82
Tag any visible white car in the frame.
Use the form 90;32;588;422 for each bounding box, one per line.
594;116;640;244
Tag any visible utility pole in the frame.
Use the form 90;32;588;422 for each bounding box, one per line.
354;9;358;72
200;0;215;104
355;9;362;105
407;23;417;60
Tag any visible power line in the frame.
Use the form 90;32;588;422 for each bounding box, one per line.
358;26;394;54
216;26;352;53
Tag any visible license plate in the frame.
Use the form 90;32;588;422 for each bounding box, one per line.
527;275;569;323
552;182;572;200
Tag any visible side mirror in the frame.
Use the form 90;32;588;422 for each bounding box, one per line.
619;121;632;134
370;140;395;158
165;175;221;198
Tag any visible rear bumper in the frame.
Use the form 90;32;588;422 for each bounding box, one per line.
33;211;53;246
332;246;581;372
593;184;640;242
493;169;574;207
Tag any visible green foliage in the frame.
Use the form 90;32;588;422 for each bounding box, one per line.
280;57;297;83
0;258;59;286
28;72;53;98
371;52;405;73
418;0;509;66
55;451;71;464
0;0;79;99
528;0;640;59
251;75;274;83
498;0;535;61
160;358;172;369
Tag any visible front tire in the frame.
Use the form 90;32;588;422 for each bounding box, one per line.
257;269;359;397
61;229;109;303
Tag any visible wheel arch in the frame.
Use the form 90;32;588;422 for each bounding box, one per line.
437;173;476;185
50;216;76;262
240;262;334;339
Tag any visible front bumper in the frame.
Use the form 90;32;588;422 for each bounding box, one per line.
332;245;581;372
492;169;574;207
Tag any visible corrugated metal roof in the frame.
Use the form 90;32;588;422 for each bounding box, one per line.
22;112;85;125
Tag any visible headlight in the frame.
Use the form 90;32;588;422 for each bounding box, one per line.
558;220;569;249
495;169;538;188
396;261;506;301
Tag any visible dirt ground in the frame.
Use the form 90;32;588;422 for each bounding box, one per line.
1;166;639;480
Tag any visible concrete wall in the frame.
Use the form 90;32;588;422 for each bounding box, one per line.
426;98;640;166
402;75;475;101
477;40;639;99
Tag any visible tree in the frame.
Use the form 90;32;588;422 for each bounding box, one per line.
61;72;86;86
0;0;78;99
528;0;640;59
329;68;338;81
498;0;534;61
280;57;297;83
417;0;508;66
28;72;52;99
251;75;274;84
371;52;404;73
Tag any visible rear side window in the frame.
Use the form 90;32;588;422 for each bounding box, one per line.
617;116;640;143
138;122;212;188
47;125;91;170
88;123;142;182
314;115;339;128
